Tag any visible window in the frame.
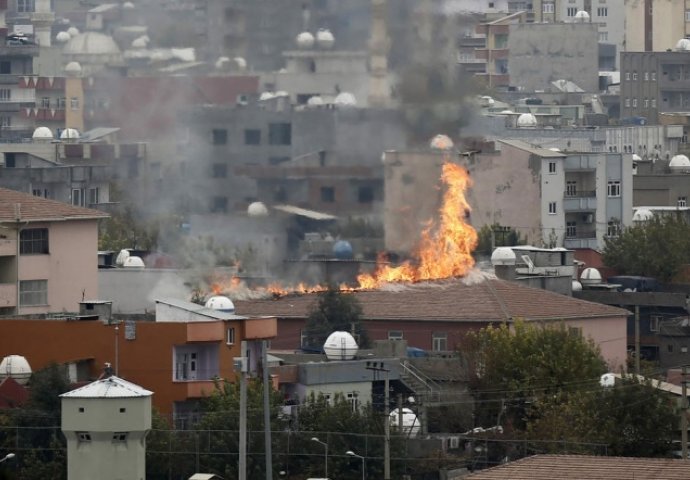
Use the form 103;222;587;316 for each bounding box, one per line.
686;10;690;21
226;327;235;345
0;115;10;127
548;162;556;173
79;407;85;412
358;186;374;203
548;202;557;214
212;163;227;178
625;98;630;107
625;72;630;81
679;196;687;207
4;152;15;168
607;180;621;197
566;180;577;196
41;97;50;108
644;72;649;81
652;99;657;108
19;279;47;306
388;330;403;341
72;188;85;207
57;97;66;109
598;31;608;42
0;61;10;74
632;72;638;81
70;97;79;110
650;315;662;332
300;329;308;347
607;220;620;237
347;392;360;412
268;123;292;145
210;196;228;213
668;344;674;353
566;7;577;15
244;129;261;145
597;6;607;15
119;407;126;413
20;228;48;254
320;186;335;203
566;221;577;237
88;188;99;205
432;332;448;351
632;98;637;107
112;432;128;443
77;432;91;443
651;72;656;81
0;89;10;101
212;129;227;145
568;326;582;337
17;0;34;11
644;98;649;108
542;2;554;13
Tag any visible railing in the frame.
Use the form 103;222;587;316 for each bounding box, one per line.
399;360;441;402
565;229;596;239
564;190;596;198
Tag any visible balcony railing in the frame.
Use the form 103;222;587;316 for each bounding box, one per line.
564;190;596;198
565;229;596;239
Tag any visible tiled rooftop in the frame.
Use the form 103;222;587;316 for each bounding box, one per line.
464;454;690;479
235;277;629;322
0;188;108;222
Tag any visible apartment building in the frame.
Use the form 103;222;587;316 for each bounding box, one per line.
0;187;107;315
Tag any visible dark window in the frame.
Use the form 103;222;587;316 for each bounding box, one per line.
20;228;49;254
112;432;128;443
77;432;91;443
212;129;227;145
211;196;228;213
320;186;335;203
212;163;227;178
4;153;15;168
120;407;126;413
358;186;374;203
0;61;10;74
128;158;139;179
79;407;85;412
268;123;291;145
244;129;261;145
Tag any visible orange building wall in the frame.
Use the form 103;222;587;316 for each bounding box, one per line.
0;320;244;414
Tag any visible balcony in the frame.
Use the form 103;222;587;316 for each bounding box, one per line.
180;380;219;399
0;238;16;256
563;191;596;211
564;155;598;171
564;230;598;250
0;283;16;308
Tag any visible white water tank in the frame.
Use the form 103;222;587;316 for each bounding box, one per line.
389;408;421;437
205;295;236;313
247;202;269;217
600;373;616;387
491;247;517;266
0;355;32;385
429;134;454;150
323;331;358;360
580;267;602;285
123;256;145;268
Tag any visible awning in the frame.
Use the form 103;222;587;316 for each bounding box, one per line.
272;204;337;221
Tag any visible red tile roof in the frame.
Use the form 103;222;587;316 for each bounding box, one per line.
0;188;109;222
464;454;690;479
234;278;628;322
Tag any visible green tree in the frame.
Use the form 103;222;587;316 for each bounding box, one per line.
475;224;526;256
527;375;677;457
603;214;690;281
303;286;369;349
461;321;607;431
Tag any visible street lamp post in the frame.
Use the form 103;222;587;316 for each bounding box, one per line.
311;437;328;479
0;453;15;464
346;450;365;480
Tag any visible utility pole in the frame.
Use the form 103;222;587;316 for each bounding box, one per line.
263;340;273;480
366;361;390;480
683;365;688;460
237;341;248;480
634;305;640;375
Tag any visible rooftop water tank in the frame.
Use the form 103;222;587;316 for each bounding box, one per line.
516;113;537;128
670;154;690;173
316;28;335;49
333;240;354;260
491;247;517;266
429;134;454;150
205;295;236;313
123;256;145;268
0;355;32;385
323;331;358;360
389;408;421;437
580;267;602;285
32;126;54;141
296;31;315;49
247;202;269;217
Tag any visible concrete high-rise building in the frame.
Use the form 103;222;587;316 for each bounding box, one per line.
625;0;690;52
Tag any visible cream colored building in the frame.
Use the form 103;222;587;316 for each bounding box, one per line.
61;375;152;480
625;0;690;52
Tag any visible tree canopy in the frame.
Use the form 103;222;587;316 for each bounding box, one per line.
303;286;369;349
603;214;690;281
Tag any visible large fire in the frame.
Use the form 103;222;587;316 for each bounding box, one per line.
204;159;478;299
356;161;478;289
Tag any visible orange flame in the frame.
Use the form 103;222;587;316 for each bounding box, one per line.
356;160;478;289
201;159;477;299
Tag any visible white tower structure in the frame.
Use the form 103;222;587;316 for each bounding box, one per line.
61;375;153;480
32;0;56;46
368;0;390;107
